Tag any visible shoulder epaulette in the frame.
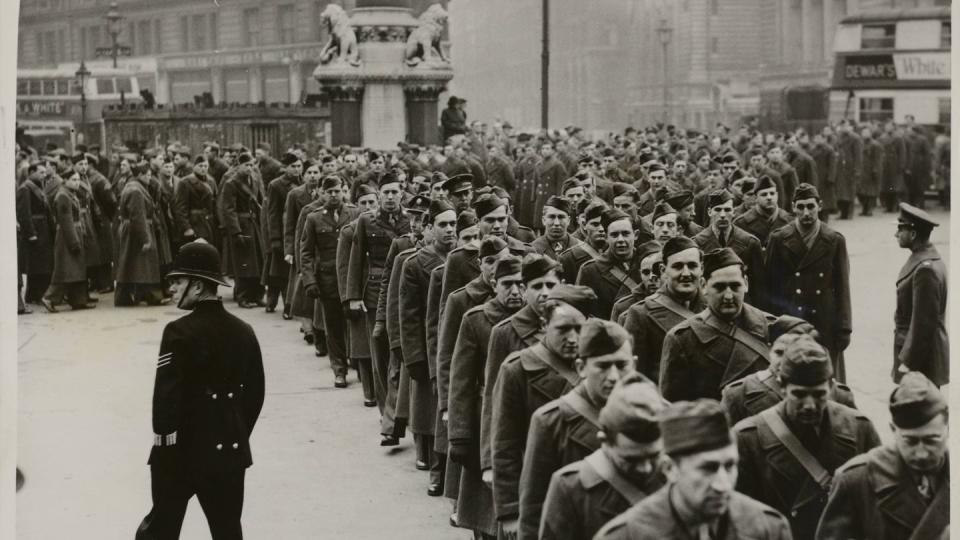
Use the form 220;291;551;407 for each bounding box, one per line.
502;350;523;365
835;453;869;475
398;246;419;257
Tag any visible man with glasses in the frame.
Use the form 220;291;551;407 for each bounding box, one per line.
610;240;663;324
765;183;852;382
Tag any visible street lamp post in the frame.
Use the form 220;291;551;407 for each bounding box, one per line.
75;60;91;144
105;2;123;68
657;18;673;124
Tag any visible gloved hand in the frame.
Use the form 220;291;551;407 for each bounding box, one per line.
408;361;429;383
305;283;321;298
284;254;294;265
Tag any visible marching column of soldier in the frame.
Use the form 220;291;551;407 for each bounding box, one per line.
14;116;949;539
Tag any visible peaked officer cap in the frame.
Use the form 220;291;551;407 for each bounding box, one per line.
890;372;947;429
660;399;733;457
405;194;431;214
443;174;474;194
167;239;229;287
897;202;939;230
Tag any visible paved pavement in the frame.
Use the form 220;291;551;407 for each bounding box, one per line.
16;208;949;539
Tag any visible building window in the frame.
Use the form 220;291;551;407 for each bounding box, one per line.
711;0;719;15
209;12;218;50
859;97;894;122
938;98;950;125
97;78;115;95
116;77;132;94
138;20;152;55
243;8;261;47
861;24;895;49
711;37;719;53
36;32;44;63
193;14;206;50
180;16;189;51
278;4;295;44
154;19;163;54
941;22;950;48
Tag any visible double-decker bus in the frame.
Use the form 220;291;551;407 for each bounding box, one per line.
830;6;950;127
16;66;142;151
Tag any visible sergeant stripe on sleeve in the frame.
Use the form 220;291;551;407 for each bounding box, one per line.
157;352;172;368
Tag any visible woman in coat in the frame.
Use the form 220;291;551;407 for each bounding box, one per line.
115;163;165;306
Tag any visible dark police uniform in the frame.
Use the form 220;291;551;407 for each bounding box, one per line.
136;298;265;539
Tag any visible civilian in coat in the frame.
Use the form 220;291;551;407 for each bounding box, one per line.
115;166;165;306
734;336;881;540
834;122;863;219
893;204;948;386
447;257;525;536
858;127;884;216
765;184;852;381
219;167;265;307
16;163;55;302
518;320;636;540
441;96;468;142
659;248;782;402
41;175;92;311
816;373;949;540
622;237;706;383
904;125;932;208
539;373;667;540
263;153;302;314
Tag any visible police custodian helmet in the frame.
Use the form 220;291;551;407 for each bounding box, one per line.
166;239;230;287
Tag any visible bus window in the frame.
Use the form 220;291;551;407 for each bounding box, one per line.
17;80;27;95
43;80;56;95
941;22;951;48
859;98;894;123
116;77;132;94
861;24;895;49
70;79;82;95
28;80;42;96
96;78;115;95
57;79;69;95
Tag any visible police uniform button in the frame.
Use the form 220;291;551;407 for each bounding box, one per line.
819;272;824;278
228;392;234;398
216;444;223;450
791;510;798;517
795;289;801;294
232;443;239;449
812;309;817;314
212;393;218;400
816;290;821;295
795;272;800;277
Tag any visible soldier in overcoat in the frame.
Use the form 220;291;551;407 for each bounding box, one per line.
857;127;884;216
734;336;880;540
16;163;55;302
490;285;596;537
576;209;644;319
447;255;526;537
816;373;949;540
809;132;838;219
659;248;782;402
284;162;321;337
834;121;863;219
621;237;706;383
904;125;932;208
531;143;569;228
764;184;852;381
879;122;907;212
892;204;948;386
539;373;667;540
135;240;264;540
41;174;91;311
263;152;302;314
219;167;265;307
693;190;766;306
733;176;793;250
173;158;219;244
518;320;637;540
115;165;165;306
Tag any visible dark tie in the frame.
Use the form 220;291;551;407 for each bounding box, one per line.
918;475;933;502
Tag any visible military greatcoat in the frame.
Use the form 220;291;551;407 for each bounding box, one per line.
219;174;265;280
621;289;705;383
264;174;301;279
576;251;644;319
721;369;857;425
16;177;54;275
173;173;218;242
734;401;881;540
116;179;161;285
835;131;863;203
894;244;949;385
337;220;370;359
50;187;86;284
734;207;793;249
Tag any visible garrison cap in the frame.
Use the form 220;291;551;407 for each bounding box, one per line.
702;247;743;279
662;236;699;264
584;201;608;222
660;399;733;457
599;372;665;443
601;208;631;230
707;189;734;208
521;254;560;283
768;315;816;343
664;190;694;210
612;183;640;200
720;153;739;164
237;153;254;164
547;284;597;316
443;173;473;194
404;194;431;214
897;202;939;230
544;196;573;216
638;152;657;165
728;169;745;183
794;183;820;201
652;201;677;223
473;194;508;218
355;183;377;199
579;319;632;358
779;335;833;385
70;153;88;164
428;198;456;222
561;177;582;194
493;256;523;280
890;372;947;429
456;211;478;234
193;155;208;165
479;236;508;259
637;240;663;264
647;162;666;174
321;175;343;190
377;171;401;188
281;152;301;166
754;175;777;194
491;186;512;201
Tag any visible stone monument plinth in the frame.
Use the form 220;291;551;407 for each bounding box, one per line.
313;1;453;150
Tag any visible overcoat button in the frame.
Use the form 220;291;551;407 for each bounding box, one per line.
216;444;223;450
795;289;801;294
816;290;821;295
232;443;239;449
795;272;800;277
212;393;218;400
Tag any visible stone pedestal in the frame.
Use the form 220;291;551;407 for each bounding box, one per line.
313;3;453;150
326;84;365;147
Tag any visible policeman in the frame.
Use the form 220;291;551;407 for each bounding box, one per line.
817;372;949;539
595;400;792;539
518;320;637;540
734;336;880;540
539;372;667;540
893;203;948;386
136;240;265;540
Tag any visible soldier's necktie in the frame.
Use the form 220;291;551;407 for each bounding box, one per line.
918;474;933;502
333;209;339;222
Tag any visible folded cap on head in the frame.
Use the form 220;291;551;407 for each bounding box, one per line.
493;256;522;280
794;183;820;201
754;175;777;194
647;162;666;174
479;236;508;259
661;236;698;264
521;253;560;283
652;201;677;223
660;399;733;457
599;372;665;443
707;189;734;208
457;211;478;234
473;194;508;218
378;171;401;188
664;190;693;210
544;195;573;217
768;315;815;343
889;372;947;429
612;183;639;199
601;208;631;230
355;182;377;198
702;247;742;279
237;153;253;165
281;152;300;166
720;153;739;164
428;199;456;221
578;319;632;358
779;335;833;385
584;201;608;222
431;171;449;186
321;175;343;190
547;284;597;316
561;177;582;194
636;240;662;264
